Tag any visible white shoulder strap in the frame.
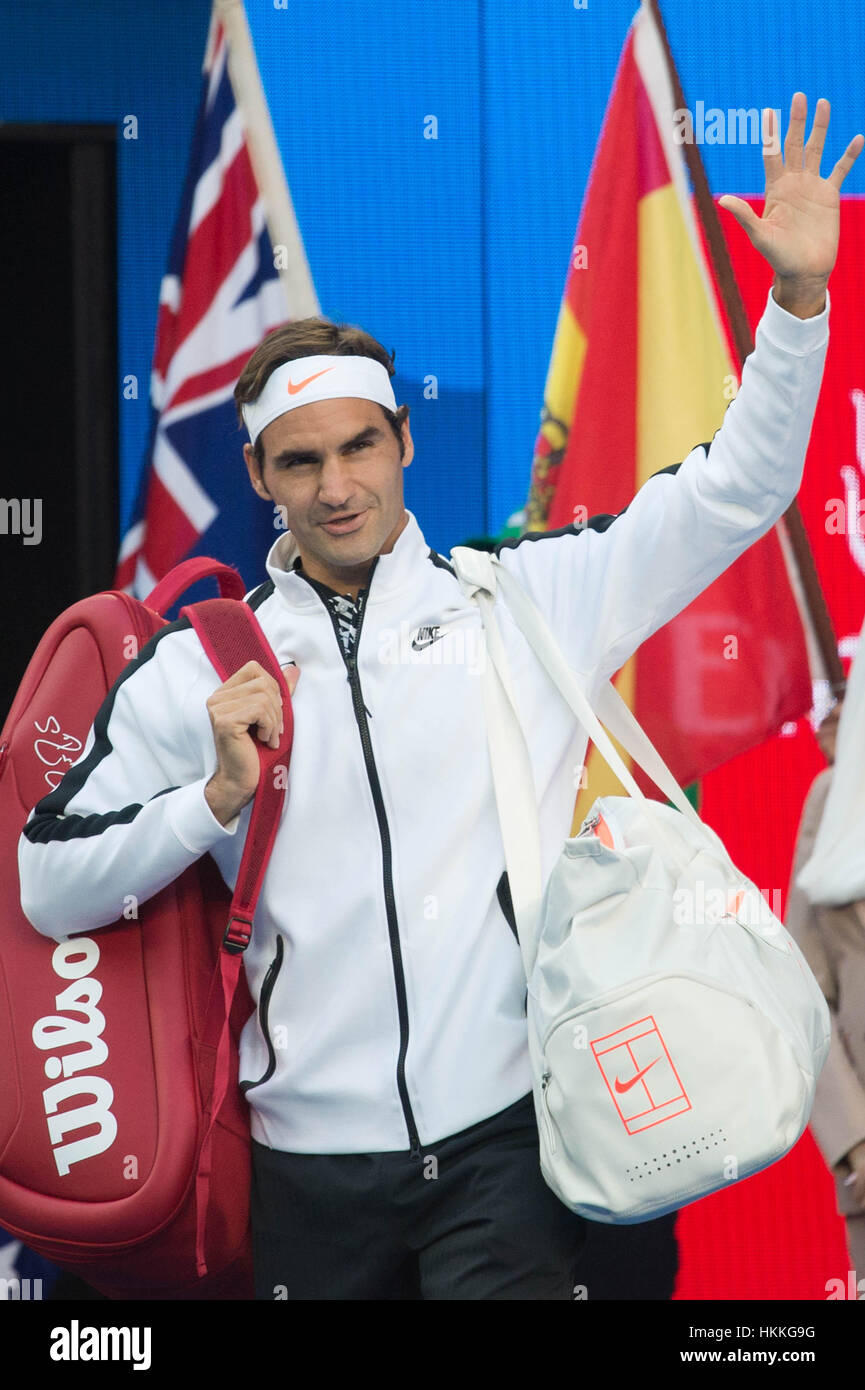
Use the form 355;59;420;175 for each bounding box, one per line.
450;545;712;963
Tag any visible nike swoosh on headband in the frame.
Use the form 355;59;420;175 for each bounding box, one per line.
287;367;335;395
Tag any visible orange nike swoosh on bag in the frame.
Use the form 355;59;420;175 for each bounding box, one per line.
287;367;335;395
614;1058;660;1093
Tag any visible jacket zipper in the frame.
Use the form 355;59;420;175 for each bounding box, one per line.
317;569;423;1160
240;936;285;1094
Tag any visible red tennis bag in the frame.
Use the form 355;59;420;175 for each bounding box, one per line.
0;558;293;1299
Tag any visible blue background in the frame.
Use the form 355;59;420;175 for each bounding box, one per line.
3;0;862;557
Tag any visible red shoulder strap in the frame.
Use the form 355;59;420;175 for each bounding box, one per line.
181;596;294;1279
184;597;293;941
146;558;247;614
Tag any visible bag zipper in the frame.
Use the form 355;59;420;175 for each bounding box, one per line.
539;1070;557;1154
576;808;601;838
539;966;808;1057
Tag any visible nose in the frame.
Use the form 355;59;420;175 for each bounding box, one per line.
317;452;355;508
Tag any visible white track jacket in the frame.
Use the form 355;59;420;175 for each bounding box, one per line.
19;287;830;1154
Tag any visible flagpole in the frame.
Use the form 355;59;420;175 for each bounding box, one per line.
215;0;321;319
645;0;846;698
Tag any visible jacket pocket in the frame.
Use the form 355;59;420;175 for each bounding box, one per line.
240;936;284;1094
496;870;518;945
496;870;526;1015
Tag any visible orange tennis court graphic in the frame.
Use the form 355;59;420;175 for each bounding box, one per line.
591;1016;691;1134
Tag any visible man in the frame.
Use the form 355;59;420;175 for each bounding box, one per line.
787;673;865;1290
19;95;862;1300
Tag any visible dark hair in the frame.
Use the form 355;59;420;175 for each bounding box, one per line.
234;316;409;471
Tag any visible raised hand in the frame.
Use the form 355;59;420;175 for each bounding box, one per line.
718;93;863;316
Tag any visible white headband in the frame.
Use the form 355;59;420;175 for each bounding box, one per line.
241;354;398;446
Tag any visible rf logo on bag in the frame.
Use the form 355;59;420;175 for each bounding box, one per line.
591;1016;691;1134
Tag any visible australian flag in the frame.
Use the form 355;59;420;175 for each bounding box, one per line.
115;9;298;599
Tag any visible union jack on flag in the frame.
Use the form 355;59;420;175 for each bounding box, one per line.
115;12;296;598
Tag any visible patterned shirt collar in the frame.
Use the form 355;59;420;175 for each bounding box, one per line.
292;557;363;659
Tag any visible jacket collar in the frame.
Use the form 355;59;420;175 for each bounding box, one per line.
264;508;431;612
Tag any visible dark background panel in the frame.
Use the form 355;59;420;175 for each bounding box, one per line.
0;128;117;725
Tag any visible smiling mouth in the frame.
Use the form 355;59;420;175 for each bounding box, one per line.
320;510;367;532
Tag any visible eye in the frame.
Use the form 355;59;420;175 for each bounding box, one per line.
350;439;372;450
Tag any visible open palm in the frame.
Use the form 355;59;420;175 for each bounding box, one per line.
719;93;863;283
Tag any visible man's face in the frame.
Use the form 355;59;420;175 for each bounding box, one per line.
243;395;413;592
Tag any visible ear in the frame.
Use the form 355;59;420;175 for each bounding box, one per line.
400;413;414;470
244;442;272;500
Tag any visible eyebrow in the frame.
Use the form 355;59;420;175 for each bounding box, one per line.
270;424;385;466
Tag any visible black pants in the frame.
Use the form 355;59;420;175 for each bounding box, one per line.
251;1091;588;1300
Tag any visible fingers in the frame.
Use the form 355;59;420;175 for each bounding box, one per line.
218;659;273;690
776;91;862;190
214;658;300;707
783;90;808;171
207;666;287;751
762;107;783;182
206;659;299;762
829;131;865;189
803;96;831;174
225;693;282;745
717;194;761;238
282;663;301;697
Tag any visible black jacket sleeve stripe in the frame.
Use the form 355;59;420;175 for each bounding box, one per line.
492;458;698;555
24;787;181;844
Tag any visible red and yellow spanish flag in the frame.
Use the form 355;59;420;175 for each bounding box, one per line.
526;1;812;827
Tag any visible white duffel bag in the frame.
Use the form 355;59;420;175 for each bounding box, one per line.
451;546;830;1224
